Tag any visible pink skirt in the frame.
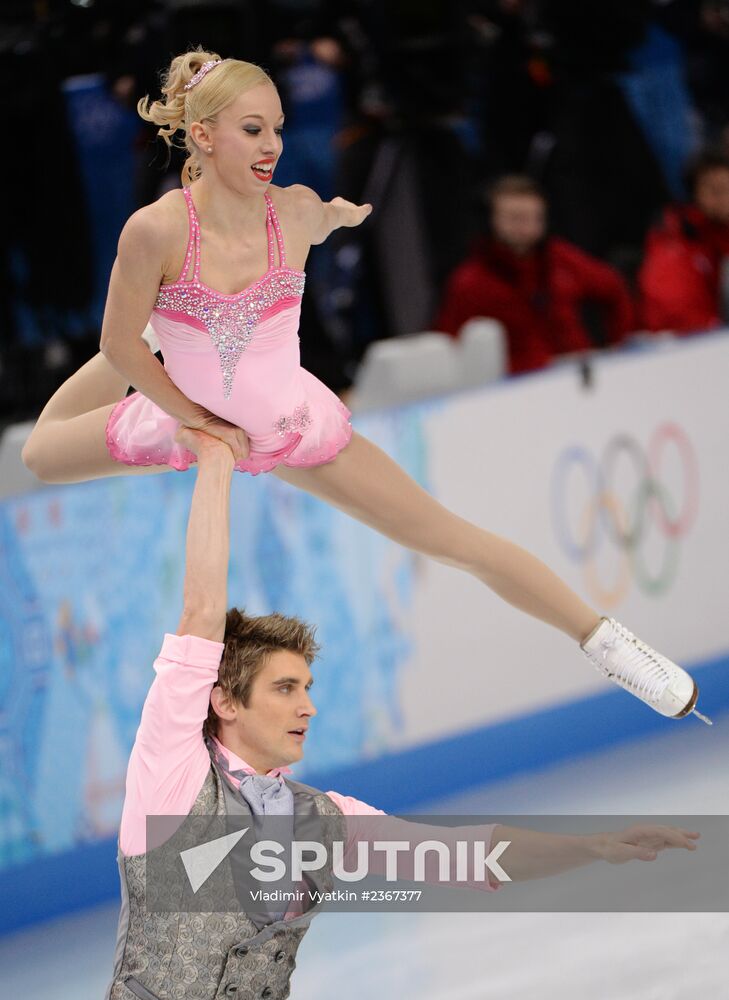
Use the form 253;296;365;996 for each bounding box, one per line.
105;372;353;476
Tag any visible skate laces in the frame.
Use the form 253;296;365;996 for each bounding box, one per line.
595;619;670;704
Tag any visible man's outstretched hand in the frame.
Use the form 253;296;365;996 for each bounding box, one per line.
594;824;700;864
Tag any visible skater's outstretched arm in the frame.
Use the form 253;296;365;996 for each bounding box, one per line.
333;814;698;893
289;185;372;245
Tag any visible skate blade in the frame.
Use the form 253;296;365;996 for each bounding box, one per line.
691;708;713;726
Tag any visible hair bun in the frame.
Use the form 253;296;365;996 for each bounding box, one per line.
137;49;273;186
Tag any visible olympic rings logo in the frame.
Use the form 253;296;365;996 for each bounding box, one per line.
551;423;699;606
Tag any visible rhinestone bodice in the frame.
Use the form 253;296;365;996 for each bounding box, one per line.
154;187;305;399
155;268;305;398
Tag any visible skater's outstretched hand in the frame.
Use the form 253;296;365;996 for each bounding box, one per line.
291;184;372;245
595;824;700;864
491;820;699;882
327;196;373;229
182;405;250;464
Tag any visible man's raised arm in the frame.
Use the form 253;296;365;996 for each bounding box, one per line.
177;430;236;641
119;431;235;856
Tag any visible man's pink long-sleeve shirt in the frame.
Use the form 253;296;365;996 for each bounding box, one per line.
120;633;386;857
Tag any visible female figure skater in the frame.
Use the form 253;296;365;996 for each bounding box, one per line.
22;50;707;723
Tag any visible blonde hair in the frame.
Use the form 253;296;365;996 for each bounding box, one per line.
138;47;275;185
204;609;320;738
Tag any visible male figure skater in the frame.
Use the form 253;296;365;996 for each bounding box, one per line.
107;428;698;1000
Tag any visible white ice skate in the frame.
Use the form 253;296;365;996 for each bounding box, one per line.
580;617;712;724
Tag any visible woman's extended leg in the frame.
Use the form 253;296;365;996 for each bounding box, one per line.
21;351;171;484
273;431;599;641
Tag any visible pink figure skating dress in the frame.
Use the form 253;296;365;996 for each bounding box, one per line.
105;187;352;475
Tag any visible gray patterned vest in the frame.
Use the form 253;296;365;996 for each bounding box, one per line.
106;757;342;1000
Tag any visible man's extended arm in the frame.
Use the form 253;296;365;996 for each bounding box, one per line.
119;432;235;856
325;796;697;892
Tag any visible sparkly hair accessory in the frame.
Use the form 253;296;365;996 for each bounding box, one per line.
184;59;224;92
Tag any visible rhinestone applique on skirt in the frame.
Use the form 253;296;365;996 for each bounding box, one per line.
273;402;313;437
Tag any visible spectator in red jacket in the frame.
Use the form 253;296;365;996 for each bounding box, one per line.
639;151;729;333
435;175;634;374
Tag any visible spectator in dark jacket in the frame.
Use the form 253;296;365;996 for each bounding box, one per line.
436;176;634;374
639;151;729;333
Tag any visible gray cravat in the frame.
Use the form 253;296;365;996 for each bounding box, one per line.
236;773;294;816
206;736;294;816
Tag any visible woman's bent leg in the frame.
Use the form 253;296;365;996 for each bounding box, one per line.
21;352;170;483
273;431;599;642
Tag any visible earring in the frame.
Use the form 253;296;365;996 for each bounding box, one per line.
207;147;213;154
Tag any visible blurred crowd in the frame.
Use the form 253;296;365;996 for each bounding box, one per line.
3;0;729;425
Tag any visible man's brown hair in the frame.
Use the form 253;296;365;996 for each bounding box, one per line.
204;608;320;738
